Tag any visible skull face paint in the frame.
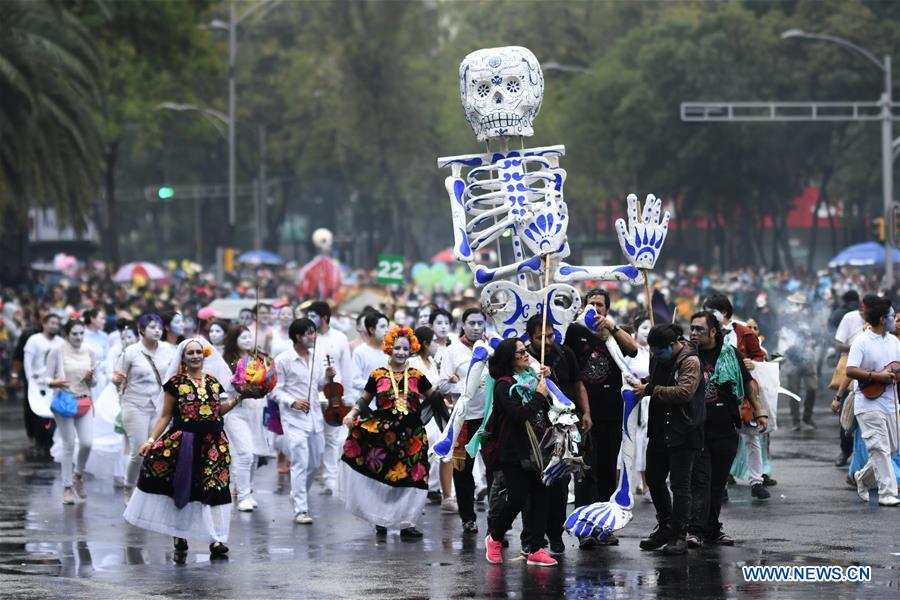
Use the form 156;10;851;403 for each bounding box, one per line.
462;313;486;344
390;336;411;367
432;314;451;340
459;46;544;142
169;314;185;336
237;330;254;352
67;324;85;349
416;307;432;328
122;328;139;347
278;306;294;328
373;318;390;344
637;319;652;345
208;324;225;345
143;321;163;342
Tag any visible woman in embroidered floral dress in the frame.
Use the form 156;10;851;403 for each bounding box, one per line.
124;338;239;560
340;327;435;539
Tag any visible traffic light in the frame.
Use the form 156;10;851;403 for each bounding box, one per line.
892;205;900;247
872;217;886;242
143;186;176;202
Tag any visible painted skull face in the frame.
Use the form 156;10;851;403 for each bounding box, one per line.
208;324;225;345
416;307;432;328
278;307;294;327
462;313;486;343
122;328;139;347
169;314;184;336
432;314;451;340
237;330;254;351
637;319;652;345
390;336;411;365
373;318;390;343
459;46;544;142
67;324;85;348
143;321;163;342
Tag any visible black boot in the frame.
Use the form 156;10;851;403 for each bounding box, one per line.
639;523;671;551
662;524;687;555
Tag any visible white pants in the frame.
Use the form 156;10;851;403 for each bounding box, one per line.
225;407;268;502
121;402;156;488
321;424;346;491
740;427;763;486
856;411;899;499
54;412;93;487
285;426;325;515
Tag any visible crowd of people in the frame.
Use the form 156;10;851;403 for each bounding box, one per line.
2;261;898;567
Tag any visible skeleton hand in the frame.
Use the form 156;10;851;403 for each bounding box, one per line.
615;194;670;271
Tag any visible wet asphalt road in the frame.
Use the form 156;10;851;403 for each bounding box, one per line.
0;398;897;599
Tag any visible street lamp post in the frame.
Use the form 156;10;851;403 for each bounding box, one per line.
207;0;282;232
782;29;894;287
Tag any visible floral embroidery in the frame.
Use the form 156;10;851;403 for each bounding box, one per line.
385;462;408;482
406;435;423;456
343;439;361;459
361;419;381;434
365;447;387;472
410;463;427;482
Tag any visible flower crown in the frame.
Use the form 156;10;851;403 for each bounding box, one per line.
382;326;420;355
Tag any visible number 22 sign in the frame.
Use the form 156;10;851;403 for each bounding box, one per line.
375;255;404;284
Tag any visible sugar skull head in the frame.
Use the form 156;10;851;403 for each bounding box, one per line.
459;46;544;142
312;228;333;254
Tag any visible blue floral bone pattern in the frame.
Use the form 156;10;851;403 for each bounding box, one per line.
564;305;642;541
616;193;670;271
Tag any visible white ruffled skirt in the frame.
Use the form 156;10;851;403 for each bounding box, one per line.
124;488;231;543
337;462;427;529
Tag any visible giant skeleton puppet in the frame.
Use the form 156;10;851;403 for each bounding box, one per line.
429;46;672;541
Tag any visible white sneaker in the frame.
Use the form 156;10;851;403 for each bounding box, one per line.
878;495;900;506
854;472;870;503
237;499;255;512
294;512;313;524
249;496;259;508
440;497;458;513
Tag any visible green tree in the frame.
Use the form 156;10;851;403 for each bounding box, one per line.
0;0;103;281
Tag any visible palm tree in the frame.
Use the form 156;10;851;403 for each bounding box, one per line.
0;0;103;281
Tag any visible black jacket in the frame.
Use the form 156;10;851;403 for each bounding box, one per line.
645;343;705;449
491;377;550;469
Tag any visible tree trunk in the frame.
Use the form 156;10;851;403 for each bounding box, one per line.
103;139;122;269
0;205;28;285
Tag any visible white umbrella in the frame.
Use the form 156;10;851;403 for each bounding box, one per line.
113;261;167;283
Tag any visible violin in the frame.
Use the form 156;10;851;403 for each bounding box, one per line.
322;355;348;426
860;361;900;399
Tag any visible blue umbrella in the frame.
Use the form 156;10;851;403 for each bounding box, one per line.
238;250;284;266
828;242;900;268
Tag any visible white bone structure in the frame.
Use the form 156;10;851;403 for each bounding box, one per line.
430;46;671;497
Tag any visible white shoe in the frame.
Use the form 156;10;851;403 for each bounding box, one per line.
249;497;259;508
440;497;458;513
237;499;255;512
878;495;900;506
854;472;870;503
294;512;313;524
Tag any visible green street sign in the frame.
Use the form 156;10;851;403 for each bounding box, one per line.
375;255;404;284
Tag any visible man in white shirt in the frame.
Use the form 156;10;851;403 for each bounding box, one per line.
350;312;389;404
23;313;63;449
306;301;354;495
438;308;488;534
272;318;334;524
845;295;900;506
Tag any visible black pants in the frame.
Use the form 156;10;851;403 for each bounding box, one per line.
645;442;698;529
574;420;622;506
453;418;482;523
689;432;738;539
490;465;548;550
23;390;54;446
839;424;853;458
518;474;569;548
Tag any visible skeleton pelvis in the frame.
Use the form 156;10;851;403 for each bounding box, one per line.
481;281;581;341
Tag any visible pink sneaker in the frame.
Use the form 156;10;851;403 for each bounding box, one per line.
485;534;503;564
526;547;558;567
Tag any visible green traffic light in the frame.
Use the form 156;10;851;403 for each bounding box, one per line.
158;186;175;200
